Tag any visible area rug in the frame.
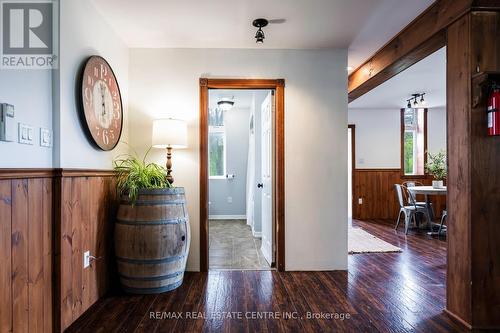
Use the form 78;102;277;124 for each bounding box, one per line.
348;227;402;254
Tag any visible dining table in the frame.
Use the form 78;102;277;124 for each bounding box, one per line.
407;185;447;235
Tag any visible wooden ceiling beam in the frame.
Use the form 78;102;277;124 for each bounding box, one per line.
348;0;473;102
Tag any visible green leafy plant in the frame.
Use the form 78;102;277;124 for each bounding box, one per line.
113;147;171;202
425;150;447;181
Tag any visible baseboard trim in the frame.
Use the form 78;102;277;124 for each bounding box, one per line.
443;309;472;330
209;215;246;220
252;231;262;238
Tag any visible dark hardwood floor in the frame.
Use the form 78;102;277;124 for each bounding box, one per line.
66;219;465;333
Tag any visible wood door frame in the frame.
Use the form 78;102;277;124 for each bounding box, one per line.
199;78;285;272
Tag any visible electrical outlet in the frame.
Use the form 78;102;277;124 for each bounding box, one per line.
84;251;90;268
358;198;363;205
227;196;232;203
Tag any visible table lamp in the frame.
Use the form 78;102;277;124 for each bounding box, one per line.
152;118;188;184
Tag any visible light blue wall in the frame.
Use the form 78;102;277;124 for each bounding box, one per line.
209;106;249;216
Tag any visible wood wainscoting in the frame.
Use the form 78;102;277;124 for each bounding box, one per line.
54;170;118;332
0;172;53;333
353;168;446;221
0;169;119;333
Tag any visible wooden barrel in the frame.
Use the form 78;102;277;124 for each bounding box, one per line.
114;187;190;294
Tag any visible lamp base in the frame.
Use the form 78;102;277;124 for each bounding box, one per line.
166;146;174;184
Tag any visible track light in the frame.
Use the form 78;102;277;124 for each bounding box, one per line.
405;93;426;108
420;94;426;105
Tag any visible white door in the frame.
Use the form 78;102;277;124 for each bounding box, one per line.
260;91;274;265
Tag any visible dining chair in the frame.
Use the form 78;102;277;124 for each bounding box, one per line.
438;210;448;235
402;181;424;187
394;184;431;234
402;181;428;207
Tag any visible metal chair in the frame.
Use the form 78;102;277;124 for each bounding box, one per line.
402;181;428;207
394;184;431;234
438;210;447;235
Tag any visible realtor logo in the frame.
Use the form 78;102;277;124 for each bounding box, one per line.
1;1;58;69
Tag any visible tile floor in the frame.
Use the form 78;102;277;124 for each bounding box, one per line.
209;219;271;270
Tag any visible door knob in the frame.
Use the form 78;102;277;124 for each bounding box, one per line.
257;183;263;188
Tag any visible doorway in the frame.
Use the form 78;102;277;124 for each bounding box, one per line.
199;79;285;272
206;89;273;270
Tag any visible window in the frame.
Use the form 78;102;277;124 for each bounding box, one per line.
401;108;427;176
208;108;226;178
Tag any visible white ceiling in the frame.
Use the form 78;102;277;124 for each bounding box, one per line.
91;0;434;68
348;0;435;69
348;47;446;109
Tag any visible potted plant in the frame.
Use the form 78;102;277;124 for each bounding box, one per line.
113;148;190;294
426;150;447;188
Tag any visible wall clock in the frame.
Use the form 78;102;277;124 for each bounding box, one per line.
80;56;123;151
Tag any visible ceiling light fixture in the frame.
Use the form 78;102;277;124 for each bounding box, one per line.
253;18;268;44
217;98;235;111
405;93;426;108
420;94;426;105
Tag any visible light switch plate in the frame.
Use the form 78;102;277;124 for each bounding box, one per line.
18;123;34;145
227;196;233;203
358;198;363;205
40;128;52;147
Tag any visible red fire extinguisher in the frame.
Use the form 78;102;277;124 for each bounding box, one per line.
487;83;500;136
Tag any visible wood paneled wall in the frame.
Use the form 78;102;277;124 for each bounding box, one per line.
0;176;53;333
55;171;118;332
0;169;118;333
446;11;500;329
353;169;446;221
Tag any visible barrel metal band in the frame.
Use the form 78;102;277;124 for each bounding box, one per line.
116;255;185;264
137;188;185;195
115;218;188;226
119;271;184;281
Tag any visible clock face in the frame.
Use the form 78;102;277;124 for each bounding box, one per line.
81;56;123;151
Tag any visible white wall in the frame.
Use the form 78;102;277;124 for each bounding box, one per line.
348;108;401;168
348;107;446;168
0;67;53;168
428;107;447;154
54;0;129;168
129;48;348;271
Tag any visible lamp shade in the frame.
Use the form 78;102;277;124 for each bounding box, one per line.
152;119;188;149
